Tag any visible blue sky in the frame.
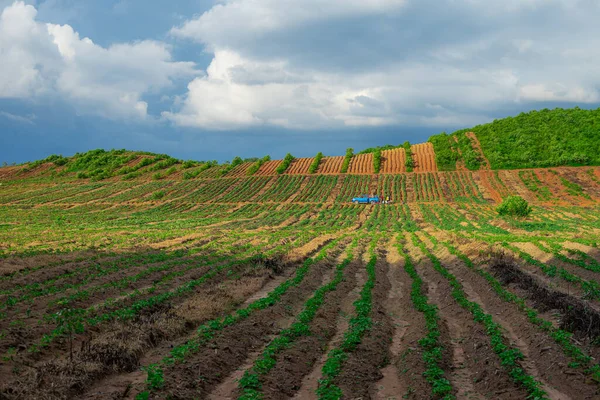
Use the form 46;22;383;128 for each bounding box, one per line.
1;0;599;164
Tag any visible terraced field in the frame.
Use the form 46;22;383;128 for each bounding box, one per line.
0;151;599;399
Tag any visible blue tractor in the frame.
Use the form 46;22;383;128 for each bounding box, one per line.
351;194;380;204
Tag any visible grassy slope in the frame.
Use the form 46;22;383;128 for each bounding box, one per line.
430;107;600;171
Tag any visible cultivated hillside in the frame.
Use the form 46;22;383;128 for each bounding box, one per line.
1;107;598;185
1;110;600;399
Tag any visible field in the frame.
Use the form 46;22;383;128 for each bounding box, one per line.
1;135;600;398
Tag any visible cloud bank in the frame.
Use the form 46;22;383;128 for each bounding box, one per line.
1;0;599;130
0;1;197;119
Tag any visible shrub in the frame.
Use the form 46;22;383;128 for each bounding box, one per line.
152;172;163;180
496;196;532;218
276;153;294;174
429;132;458;171
403;141;414;172
340;148;353;173
247;155;271;176
151;191;165;200
182;160;196;169
308;152;323;174
373;149;382;173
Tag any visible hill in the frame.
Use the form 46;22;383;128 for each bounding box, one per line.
2;107;598;183
1;110;600;399
430;107;600;171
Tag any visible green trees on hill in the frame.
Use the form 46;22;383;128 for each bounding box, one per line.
373;149;382;173
471;107;600;169
309;152;323;174
247;155;271;176
428;133;457;171
340;148;353;173
276;153;294;174
403;142;414;172
430;107;600;170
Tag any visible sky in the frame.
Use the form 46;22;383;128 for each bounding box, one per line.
0;0;599;164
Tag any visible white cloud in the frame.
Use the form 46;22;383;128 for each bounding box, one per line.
164;0;600;130
0;1;198;119
171;0;407;47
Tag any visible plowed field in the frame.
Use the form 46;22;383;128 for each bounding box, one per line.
256;160;283;176
0;164;599;400
286;157;314;175
317;156;344;174
412;142;437;172
380;148;406;174
347;153;374;174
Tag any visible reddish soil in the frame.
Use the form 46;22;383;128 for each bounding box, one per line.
380;148;406;174
256;160;283;176
347;153;374;174
317;156;344;174
286;157;314;175
412;143;437;173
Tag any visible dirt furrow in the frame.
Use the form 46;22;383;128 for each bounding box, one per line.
257;255;361;399
408;237;528;399
292;254;367;398
432;240;600;399
150;251;338;399
372;241;430;399
335;252;393;398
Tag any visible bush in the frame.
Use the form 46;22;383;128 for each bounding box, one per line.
276;153;294;174
429;132;458;171
373;149;382;173
340;148;353;173
308;152;323;174
247;155;271;176
151;191;165;200
152;172;163;180
496;196;532;218
403;141;414;172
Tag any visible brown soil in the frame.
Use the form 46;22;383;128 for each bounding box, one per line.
380;148;406;174
286;157;314;175
256;160;283;176
258;255;360;399
153;251;337;399
347;153;374;174
317;156;344;174
335;253;393;398
407;236;529;399
412;143;437;173
476;171;502;203
292;248;367;398
372;242;429;399
429;243;600;399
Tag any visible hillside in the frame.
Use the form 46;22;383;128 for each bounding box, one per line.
2;107;598;184
1;108;600;399
430;107;600;171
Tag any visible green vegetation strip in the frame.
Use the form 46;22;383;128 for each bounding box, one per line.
316;238;377;399
237;239;357;399
276;153;295;174
137;239;341;398
340;148;353;174
397;240;453;399
403;142;414;172
435;238;600;383
412;233;548;399
309;152;324;174
373;149;382;174
247;156;271;176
